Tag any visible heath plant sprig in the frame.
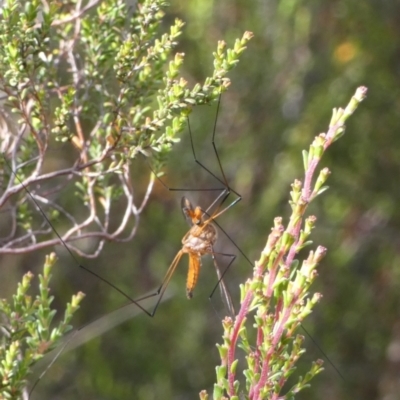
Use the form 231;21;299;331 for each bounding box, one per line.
0;253;84;400
200;86;368;400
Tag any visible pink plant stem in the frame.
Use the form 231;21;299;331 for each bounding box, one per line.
253;273;303;400
265;249;286;297
285;156;320;268
277;374;291;399
249;385;255;398
284;220;302;269
255;324;263;372
324;122;342;148
302;158;319;201
252;305;292;400
228;289;253;395
270;375;286;400
251;351;272;400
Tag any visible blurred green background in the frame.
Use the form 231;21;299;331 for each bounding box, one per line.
4;0;400;399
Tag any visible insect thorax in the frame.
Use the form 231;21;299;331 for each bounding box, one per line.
183;223;217;254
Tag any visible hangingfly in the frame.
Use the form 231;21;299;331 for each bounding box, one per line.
135;194;236;317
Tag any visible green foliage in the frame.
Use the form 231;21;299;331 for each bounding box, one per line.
47;1;399;399
0;0;253;398
0;253;83;400
0;0;252;255
1;0;393;398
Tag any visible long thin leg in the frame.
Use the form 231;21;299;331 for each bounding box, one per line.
186;95;239;193
133;250;185;316
151;92;242;223
210;250;237;318
148;94;230;195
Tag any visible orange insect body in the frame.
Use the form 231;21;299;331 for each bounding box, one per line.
180;197;218;298
181;211;218;298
